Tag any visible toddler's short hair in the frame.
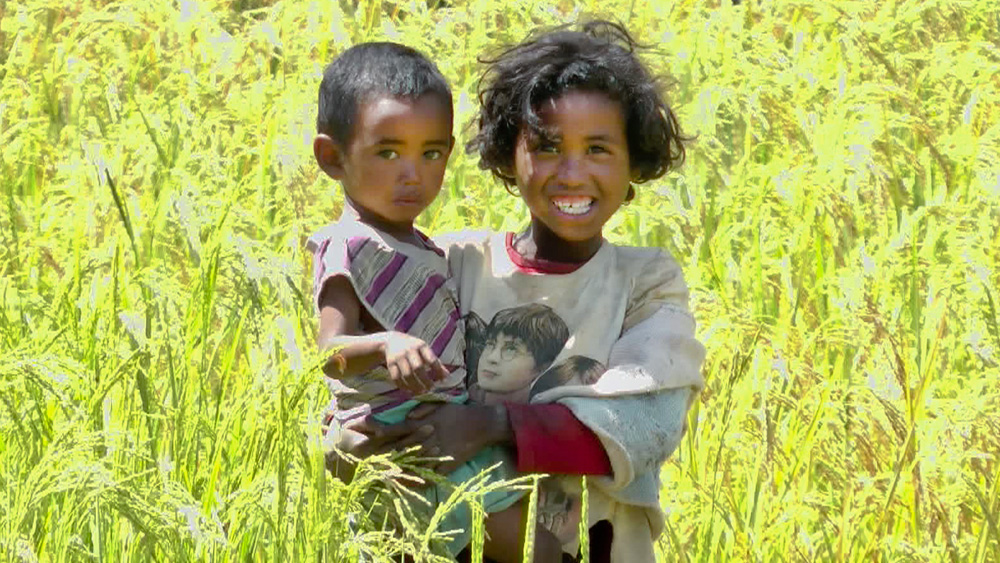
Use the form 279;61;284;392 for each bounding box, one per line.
317;42;452;147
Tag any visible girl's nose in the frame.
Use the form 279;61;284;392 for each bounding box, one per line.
556;156;586;186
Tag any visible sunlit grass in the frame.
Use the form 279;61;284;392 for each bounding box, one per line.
1;0;998;561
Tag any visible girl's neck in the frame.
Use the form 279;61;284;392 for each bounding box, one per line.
515;221;603;264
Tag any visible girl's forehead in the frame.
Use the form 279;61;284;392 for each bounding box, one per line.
537;89;618;111
530;90;627;137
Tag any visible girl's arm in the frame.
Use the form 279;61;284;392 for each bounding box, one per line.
504;403;613;475
318;275;447;394
355;400;612;476
557;306;704;489
390;391;685;478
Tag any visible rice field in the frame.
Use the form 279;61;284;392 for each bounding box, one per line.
1;0;999;561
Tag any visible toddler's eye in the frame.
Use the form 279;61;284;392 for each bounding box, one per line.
424;149;443;160
377;149;399;160
587;145;608;154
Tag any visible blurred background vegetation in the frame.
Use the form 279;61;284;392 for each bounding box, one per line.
1;0;998;561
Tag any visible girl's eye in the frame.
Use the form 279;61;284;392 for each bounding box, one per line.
531;137;559;154
377;149;399;160
424;149;443;160
588;145;608;154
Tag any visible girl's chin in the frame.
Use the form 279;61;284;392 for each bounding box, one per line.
539;226;603;245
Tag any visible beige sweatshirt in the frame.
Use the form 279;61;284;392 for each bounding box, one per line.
442;231;706;562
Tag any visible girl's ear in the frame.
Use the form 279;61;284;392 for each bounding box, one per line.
442;135;456;162
497;163;520;196
498;163;516;181
314;134;347;180
625;185;636;202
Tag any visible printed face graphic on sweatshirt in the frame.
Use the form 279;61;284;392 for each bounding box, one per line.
476;333;540;392
465;304;606;404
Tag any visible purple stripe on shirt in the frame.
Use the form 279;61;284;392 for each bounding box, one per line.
365;253;407;303
430;308;460;357
415;230;445;257
394;274;446;333
314;239;331;289
345;236;369;264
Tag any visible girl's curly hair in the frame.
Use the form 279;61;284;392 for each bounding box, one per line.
467;20;687;187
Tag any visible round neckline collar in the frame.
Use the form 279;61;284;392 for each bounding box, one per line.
504;231;606;275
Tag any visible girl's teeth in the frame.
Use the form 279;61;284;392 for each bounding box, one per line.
554;199;593;215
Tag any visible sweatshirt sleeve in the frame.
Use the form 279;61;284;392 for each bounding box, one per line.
560;250;705;489
622;249;689;324
560;387;692;490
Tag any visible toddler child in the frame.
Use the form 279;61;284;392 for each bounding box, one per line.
306;42;563;562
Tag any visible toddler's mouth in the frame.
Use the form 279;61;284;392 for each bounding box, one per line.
552;196;595;216
393;195;423;206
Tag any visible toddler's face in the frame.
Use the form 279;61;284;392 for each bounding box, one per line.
512;90;633;247
476;334;539;393
336;94;453;233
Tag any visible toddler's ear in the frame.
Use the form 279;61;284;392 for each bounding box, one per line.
441;135;456;161
314;134;346;180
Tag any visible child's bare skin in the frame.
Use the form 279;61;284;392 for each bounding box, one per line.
484;503;563;563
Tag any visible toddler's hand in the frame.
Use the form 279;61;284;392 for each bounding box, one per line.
383;332;449;395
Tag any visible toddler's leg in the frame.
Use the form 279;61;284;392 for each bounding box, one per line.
483;500;563;563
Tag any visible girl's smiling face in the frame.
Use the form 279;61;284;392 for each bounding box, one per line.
512;90;633;258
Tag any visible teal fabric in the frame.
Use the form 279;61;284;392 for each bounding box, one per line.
374;396;523;555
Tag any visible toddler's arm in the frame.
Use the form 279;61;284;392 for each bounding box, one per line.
317;275;448;394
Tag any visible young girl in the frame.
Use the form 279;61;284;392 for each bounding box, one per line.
339;21;706;562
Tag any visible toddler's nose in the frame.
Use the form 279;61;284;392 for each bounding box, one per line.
398;160;420;185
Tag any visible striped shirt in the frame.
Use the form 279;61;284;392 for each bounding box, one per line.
307;216;466;422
